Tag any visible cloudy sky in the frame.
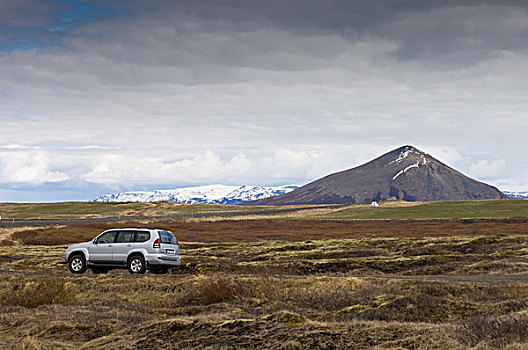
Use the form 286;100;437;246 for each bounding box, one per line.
1;0;527;201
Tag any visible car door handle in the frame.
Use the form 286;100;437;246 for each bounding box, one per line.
107;245;113;247
126;244;132;247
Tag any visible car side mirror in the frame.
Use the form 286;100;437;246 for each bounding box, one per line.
93;239;98;244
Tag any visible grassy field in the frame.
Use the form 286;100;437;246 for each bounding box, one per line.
315;199;528;220
2;200;528;349
0;201;277;220
0;199;526;222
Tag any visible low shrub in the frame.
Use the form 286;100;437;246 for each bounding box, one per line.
174;275;364;312
192;276;244;304
287;278;364;311
1;277;74;308
175;275;276;305
457;313;528;348
0;239;15;246
12;227;95;245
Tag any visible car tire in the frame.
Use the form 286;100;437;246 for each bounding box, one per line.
127;255;146;274
68;254;87;274
91;267;109;274
150;266;168;274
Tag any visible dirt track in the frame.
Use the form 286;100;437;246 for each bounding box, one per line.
372;273;528;284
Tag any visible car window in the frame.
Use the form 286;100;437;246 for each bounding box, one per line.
159;230;177;244
116;231;135;243
96;231;117;244
135;231;150;242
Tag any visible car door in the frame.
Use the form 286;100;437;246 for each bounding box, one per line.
89;231;117;262
113;231;135;263
133;230;151;249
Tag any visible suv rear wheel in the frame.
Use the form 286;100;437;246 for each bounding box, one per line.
68;254;87;274
127;255;146;274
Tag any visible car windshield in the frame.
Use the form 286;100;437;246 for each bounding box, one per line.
159;230;177;245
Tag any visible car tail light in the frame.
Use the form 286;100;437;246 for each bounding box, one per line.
153;238;160;249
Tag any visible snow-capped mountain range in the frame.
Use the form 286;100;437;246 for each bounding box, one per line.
504;191;528;199
92;185;299;205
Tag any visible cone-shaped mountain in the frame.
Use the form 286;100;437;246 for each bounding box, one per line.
250;146;507;205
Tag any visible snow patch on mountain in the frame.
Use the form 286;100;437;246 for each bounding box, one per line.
393;161;421;180
92;184;299;205
389;146;425;165
504;191;528;199
389;146;428;181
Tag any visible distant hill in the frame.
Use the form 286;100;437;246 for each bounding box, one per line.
248;145;508;205
92;184;298;204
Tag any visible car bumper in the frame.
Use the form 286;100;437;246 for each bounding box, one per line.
146;254;181;266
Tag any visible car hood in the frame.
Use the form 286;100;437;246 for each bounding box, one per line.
67;241;93;250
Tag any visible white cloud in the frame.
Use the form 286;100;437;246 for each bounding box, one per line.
265;149;320;180
82;151;253;186
64;145;121;150
80;147;356;189
423;146;464;166
492;177;528;192
0;144;40;150
0;152;69;185
469;159;507;179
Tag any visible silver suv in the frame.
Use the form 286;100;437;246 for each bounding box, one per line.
65;228;181;274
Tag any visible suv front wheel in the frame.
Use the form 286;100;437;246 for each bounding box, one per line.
127;255;146;274
68;254;87;274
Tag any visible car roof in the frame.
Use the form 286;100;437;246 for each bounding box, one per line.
105;228;155;231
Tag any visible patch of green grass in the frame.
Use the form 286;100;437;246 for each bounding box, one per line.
49;324;75;333
261;311;306;326
316;199;528;220
0;202;147;220
336;295;392;315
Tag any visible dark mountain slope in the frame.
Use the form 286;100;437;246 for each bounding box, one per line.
250;146;507;205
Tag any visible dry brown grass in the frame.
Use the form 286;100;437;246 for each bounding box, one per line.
2;269;528;348
175;275;275;305
457;314;528;349
9;217;528;246
4;216;528;348
0;226;44;246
